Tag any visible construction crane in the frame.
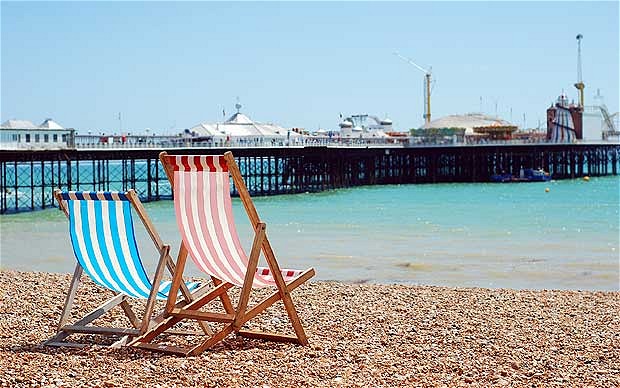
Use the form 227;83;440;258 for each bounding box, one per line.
394;52;433;126
574;34;585;107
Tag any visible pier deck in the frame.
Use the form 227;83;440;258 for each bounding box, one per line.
1;143;618;213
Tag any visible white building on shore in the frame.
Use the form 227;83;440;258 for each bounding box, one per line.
0;118;75;150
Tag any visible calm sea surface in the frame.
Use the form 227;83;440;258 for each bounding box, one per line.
1;176;618;291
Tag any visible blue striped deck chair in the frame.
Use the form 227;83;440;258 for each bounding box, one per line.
46;189;207;348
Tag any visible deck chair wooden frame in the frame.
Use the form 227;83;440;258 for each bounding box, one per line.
46;189;210;348
132;152;315;356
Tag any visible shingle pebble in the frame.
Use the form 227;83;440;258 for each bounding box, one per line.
0;270;618;387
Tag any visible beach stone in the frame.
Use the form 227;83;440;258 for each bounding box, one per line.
1;270;618;387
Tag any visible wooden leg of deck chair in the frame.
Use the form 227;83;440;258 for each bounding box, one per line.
46;264;83;346
212;277;235;314
164;255;213;335
236;268;315;344
165;245;188;314
151;281;212;324
46;293;128;346
140;245;171;333
166;244;214;309
64;293;127;327
165;247;198;306
238;268;314;327
165;245;213;336
120;300;141;329
57;264;83;331
262;238;310;345
233;223;266;330
236;329;300;343
131;282;233;346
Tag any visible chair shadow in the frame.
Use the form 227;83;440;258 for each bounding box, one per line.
0;335;292;360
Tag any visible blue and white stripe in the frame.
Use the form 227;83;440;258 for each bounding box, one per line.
65;192;199;300
61;191;130;201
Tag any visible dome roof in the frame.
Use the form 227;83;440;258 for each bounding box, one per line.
424;113;514;135
339;120;353;128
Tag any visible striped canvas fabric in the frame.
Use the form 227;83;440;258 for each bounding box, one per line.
166;155;305;288
551;106;576;143
169;155;228;172
64;192;199;299
61;191;130;201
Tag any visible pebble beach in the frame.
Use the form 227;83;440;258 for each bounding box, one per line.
0;270;618;387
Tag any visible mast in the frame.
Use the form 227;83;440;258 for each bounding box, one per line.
574;34;585;108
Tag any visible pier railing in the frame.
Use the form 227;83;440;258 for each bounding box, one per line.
71;134;619;149
72;134;407;149
1;143;618;214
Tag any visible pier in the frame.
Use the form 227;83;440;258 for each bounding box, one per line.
1;143;618;214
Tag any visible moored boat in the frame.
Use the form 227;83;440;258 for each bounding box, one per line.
491;168;552;182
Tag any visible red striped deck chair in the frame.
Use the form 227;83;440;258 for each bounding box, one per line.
47;189;210;348
132;151;315;355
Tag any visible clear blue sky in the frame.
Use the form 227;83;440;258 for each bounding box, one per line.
2;1;618;134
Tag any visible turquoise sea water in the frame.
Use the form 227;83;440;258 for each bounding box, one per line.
1;176;618;291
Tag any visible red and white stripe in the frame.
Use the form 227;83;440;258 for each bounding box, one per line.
169;155;303;288
167;155;228;172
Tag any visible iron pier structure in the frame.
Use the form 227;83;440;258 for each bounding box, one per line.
1;144;618;214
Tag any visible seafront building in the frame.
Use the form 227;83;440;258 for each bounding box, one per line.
0;119;75;150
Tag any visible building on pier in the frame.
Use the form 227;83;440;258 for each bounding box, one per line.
582;90;619;141
337;114;394;138
185;104;303;147
422;113;517;143
472;122;518;140
0;118;75;150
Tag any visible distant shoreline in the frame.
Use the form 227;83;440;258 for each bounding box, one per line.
1;270;618;386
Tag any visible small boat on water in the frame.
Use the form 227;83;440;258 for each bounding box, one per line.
491;168;552;183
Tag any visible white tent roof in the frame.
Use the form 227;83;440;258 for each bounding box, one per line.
1;118;66;130
0;119;38;129
225;112;254;124
189;111;301;139
39;118;64;129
